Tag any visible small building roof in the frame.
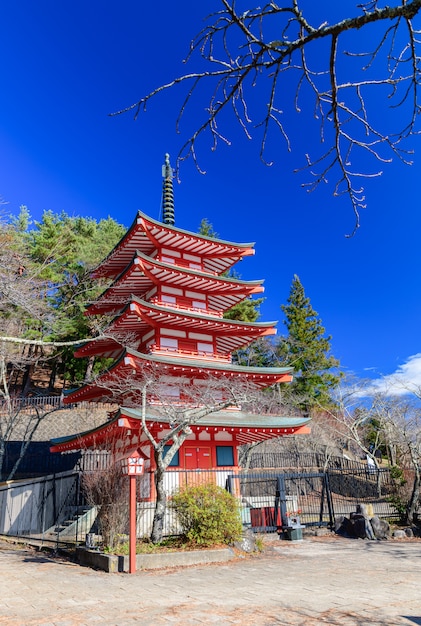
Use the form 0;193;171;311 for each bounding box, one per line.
50;406;311;452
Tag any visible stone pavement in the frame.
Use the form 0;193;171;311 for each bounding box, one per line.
0;535;421;625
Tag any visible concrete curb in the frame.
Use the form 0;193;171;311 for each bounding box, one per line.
75;546;235;573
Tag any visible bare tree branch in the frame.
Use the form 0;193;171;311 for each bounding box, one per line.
114;0;421;234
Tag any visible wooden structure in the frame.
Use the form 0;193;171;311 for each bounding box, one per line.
51;156;310;483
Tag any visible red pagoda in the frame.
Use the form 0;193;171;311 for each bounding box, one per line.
51;155;310;476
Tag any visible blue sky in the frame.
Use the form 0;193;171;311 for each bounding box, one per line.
1;1;420;388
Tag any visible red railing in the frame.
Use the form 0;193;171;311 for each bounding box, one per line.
148;346;231;362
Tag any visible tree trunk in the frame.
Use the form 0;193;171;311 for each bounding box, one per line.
21;345;36;396
83;356;95;384
0;438;5;482
150;459;167;543
238;441;261;471
407;465;420;525
48;359;58;391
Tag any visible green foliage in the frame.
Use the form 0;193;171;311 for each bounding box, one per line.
390;464;406;483
386;465;409;523
171;483;243;546
105;536;197;555
198;218;219;238
2;208;126;390
224;296;263;322
277;275;341;411
387;495;408;523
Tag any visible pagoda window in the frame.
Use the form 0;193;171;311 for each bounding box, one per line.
163;445;180;467
161;295;176;305
216;446;234;467
161;256;175;265
158;384;180;399
160;337;178;351
192;300;207;310
197;342;213;354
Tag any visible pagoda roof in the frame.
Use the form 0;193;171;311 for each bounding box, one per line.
50;406;311;452
63;348;293;404
87;250;264;316
91;211;256;279
76;297;277;358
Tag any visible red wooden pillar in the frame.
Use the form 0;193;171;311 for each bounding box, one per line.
121;450;144;574
129;474;137;574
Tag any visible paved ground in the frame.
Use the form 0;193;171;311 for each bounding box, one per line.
0;535;420;625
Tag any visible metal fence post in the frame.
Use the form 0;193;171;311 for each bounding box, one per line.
276;475;288;528
324;472;335;529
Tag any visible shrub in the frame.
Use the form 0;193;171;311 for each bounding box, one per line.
171;483;243;546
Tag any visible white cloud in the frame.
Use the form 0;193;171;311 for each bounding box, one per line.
366;353;421;397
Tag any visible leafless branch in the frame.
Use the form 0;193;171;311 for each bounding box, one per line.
114;0;421;235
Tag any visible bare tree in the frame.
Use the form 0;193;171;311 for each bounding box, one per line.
0;219;115;478
326;381;421;523
91;359;286;543
116;1;421;234
82;449;128;551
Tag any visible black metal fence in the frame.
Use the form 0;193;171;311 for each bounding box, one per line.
0;396;116;413
227;467;401;533
0;466;408;546
247;451;369;472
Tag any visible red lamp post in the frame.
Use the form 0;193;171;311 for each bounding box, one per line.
121;450;144;574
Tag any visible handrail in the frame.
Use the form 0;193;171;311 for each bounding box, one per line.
149;346;231;362
150;297;223;318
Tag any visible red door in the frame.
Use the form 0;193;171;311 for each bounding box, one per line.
183;446;212;469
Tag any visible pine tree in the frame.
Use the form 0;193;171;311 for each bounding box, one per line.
278;275;341;412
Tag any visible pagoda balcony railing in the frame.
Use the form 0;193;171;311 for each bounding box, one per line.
148;346;232;363
151;298;223;318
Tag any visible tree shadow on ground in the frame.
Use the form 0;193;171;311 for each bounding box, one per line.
271;610;420;625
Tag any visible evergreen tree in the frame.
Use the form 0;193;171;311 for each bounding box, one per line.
277;275;341;412
24;210;125;387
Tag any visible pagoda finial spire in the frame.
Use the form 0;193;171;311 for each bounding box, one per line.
161;153;175;226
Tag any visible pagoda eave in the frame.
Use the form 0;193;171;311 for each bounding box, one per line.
80;298;279;357
91;211;257;279
62;348;293;405
87;251;266;316
50;408;311;453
